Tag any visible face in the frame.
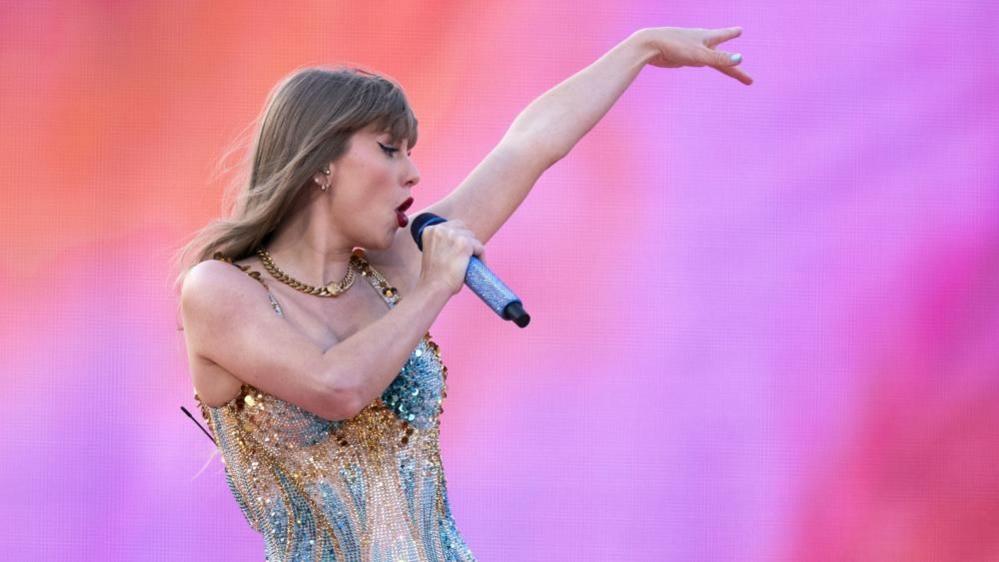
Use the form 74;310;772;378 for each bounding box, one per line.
322;126;420;250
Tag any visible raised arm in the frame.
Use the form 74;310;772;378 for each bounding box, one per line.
416;26;750;247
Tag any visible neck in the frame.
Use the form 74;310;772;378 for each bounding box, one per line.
265;202;355;286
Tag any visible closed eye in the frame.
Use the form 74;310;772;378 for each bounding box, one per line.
377;142;400;157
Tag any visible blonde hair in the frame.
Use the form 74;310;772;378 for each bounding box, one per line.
174;67;417;288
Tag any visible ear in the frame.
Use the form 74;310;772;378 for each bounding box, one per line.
312;164;334;186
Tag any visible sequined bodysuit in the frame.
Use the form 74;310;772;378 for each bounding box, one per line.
196;250;475;562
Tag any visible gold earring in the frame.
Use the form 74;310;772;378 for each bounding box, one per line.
319;168;331;191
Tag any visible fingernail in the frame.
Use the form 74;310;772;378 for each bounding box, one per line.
730;53;742;63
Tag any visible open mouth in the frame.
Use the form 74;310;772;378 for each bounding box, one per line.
395;197;414;228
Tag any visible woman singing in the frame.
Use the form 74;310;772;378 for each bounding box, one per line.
178;26;751;562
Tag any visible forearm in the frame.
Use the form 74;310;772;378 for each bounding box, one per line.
505;30;656;165
422;25;747;249
323;281;451;414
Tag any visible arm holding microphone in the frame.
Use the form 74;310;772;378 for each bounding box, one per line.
181;219;484;420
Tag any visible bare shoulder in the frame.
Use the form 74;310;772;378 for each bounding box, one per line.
180;259;272;404
181;259;264;319
180;258;358;418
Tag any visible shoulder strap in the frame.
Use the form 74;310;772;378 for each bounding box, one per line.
212;253;285;317
350;249;401;307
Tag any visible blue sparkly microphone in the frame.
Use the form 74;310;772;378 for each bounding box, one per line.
410;213;530;328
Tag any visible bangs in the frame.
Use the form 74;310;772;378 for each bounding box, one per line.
346;72;418;149
368;85;419;149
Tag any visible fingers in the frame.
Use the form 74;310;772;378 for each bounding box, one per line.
700;26;751;85
713;63;754;86
704;26;742;48
419;221;486;294
459;229;485;258
705;47;743;68
425;222;484;256
448;222;484;252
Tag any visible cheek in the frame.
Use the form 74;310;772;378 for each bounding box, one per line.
332;182;392;233
362;171;399;216
332;156;397;220
367;162;395;190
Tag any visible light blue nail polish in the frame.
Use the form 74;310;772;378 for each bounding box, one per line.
730;53;742;63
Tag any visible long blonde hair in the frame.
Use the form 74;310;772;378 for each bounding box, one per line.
175;67;418;287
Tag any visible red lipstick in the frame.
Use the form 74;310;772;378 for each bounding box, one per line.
395;197;414;228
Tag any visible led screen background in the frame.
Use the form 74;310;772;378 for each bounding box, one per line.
1;2;997;560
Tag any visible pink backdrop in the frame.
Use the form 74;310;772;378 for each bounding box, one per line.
2;2;998;560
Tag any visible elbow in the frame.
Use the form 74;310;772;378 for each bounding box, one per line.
500;131;564;171
317;374;366;422
319;387;365;422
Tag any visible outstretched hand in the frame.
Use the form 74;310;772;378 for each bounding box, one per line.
640;26;753;85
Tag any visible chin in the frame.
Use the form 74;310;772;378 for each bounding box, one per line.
369;229;397;251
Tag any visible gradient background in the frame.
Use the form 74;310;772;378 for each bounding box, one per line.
2;1;998;560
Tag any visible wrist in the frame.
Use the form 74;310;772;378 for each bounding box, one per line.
626;28;660;66
414;277;454;306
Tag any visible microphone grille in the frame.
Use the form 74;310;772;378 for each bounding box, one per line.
410;212;446;250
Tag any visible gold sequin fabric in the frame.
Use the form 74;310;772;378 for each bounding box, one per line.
197;250;475;562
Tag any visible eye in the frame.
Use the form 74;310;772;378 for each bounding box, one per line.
377;142;400;157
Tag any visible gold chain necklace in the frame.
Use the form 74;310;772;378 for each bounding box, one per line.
255;248;357;297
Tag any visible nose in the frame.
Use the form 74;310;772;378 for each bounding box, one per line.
404;158;420;188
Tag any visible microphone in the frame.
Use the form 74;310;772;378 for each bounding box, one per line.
410;213;530;328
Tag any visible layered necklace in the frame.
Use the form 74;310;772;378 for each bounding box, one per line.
255;248;357;297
